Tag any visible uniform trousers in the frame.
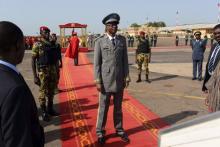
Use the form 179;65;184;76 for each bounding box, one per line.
193;60;203;79
38;65;57;105
137;53;150;75
96;90;124;137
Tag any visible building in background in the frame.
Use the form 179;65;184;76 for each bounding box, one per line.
119;23;217;38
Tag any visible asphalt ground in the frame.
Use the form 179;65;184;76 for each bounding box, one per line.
17;47;210;146
86;47;210;125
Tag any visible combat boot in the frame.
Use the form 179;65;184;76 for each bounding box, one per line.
136;74;141;83
47;100;60;116
145;74;151;83
40;104;50;122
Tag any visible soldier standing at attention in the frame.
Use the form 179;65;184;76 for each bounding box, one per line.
150;34;154;47
32;26;59;122
191;31;206;81
94;13;131;144
175;35;179;46
50;33;62;92
153;33;158;47
130;35;134;47
136;31;151;83
185;34;188;45
127;35;131;47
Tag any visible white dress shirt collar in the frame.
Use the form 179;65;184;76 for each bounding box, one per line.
106;33;116;40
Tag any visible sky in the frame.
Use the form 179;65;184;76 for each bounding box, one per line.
0;0;219;35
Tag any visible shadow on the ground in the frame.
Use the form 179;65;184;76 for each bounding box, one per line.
41;98;96;144
92;111;198;146
40;98;96;126
58;83;96;93
41;92;132;145
151;75;178;82
78;63;93;66
95;125;157;147
45;125;93;144
162;110;198;124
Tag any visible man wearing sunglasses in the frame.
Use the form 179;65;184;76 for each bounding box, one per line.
94;13;130;144
191;31;206;81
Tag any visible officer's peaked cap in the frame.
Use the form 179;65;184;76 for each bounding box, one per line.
102;13;120;25
194;31;201;36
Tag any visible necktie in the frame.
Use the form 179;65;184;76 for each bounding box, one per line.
111;38;115;46
208;45;220;73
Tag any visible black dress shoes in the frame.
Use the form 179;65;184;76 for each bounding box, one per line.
116;133;130;143
97;136;105;145
192;77;197;80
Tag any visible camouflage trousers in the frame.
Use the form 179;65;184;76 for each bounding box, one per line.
137;53;150;75
38;65;57;105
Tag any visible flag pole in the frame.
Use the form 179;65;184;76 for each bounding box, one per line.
218;2;220;22
176;10;179;26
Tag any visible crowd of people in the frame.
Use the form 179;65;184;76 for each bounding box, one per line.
175;34;212;47
1;13;220;146
25;36;38;50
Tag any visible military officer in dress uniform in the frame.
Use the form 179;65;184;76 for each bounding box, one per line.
136;31;151;83
191;31;206;81
94;13;131;144
32;26;59;121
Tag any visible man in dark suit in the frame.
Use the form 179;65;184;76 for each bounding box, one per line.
203;24;220;92
0;21;44;147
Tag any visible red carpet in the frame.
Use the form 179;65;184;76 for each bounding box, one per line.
58;53;169;147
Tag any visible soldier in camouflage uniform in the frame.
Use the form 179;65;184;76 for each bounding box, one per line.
32;26;59;121
136;31;151;83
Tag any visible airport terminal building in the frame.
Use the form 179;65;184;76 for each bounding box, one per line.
120;23;218;37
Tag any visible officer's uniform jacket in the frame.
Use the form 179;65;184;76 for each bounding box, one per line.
191;39;206;60
94;34;130;92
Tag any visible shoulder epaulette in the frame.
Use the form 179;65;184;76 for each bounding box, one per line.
94;34;105;42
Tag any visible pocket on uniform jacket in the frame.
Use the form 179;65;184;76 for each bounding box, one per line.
103;47;111;55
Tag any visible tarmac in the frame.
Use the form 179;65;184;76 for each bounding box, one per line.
20;46;210;147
